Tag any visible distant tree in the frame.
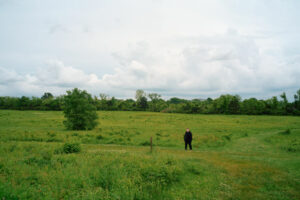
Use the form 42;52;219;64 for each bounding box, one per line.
206;97;213;103
228;95;241;114
135;89;146;100
270;96;280;114
118;99;135;111
148;93;162;112
294;89;300;109
213;95;236;114
280;92;289;114
41;92;54;100
107;97;118;110
99;93;108;100
97;93;109;110
241;98;265;115
31;97;43;110
18;96;30;110
63;88;98;130
148;93;161;101
2;89;300;116
137;96;148;110
168;97;187;104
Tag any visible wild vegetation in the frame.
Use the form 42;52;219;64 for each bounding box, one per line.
63;88;98;130
1;89;300;115
0;110;299;199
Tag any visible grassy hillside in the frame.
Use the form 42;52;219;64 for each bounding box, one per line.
0;110;299;199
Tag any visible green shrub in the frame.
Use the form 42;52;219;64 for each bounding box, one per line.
282;141;300;152
96;135;104;140
63;88;98;130
72;132;79;136
222;134;231;141
279;129;291;135
140;141;151;146
63;142;81;154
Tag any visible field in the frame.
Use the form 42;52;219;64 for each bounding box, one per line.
0;110;300;199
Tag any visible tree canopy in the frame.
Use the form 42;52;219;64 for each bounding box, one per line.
1;89;300;116
63;88;98;130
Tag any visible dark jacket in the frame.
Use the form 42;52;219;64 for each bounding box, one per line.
184;131;192;142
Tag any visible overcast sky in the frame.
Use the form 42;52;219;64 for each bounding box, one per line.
0;0;300;100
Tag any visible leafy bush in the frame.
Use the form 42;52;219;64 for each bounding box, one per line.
63;88;98;130
62;142;81;154
222;134;232;141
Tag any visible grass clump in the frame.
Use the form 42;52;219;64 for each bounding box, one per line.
63;142;81;153
24;151;52;167
279;129;291;135
96;135;104;140
140;141;151;146
282;140;300;152
140;165;182;187
55;142;81;154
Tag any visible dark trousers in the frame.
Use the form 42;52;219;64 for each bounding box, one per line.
185;141;192;150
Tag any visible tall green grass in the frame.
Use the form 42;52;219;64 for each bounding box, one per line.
0;110;299;199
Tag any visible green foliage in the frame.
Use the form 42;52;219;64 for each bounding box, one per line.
96;135;104;140
140;141;151;146
62;142;81;154
63;88;98;130
140;165;182;187
282;142;300;152
213;94;241;114
0;183;18;200
279;129;291;135
1;89;300;116
137;96;148;110
135;89;146;100
41;92;53;100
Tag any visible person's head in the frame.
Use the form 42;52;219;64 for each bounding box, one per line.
186;128;190;132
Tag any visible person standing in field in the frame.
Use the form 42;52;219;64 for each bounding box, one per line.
184;128;192;150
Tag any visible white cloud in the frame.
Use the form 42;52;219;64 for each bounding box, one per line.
0;1;300;99
1;30;299;99
0;61;103;97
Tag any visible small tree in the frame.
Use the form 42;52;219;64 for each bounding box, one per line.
135;89;146;100
63;88;98;130
41;92;54;100
137;96;148;110
148;93;161;112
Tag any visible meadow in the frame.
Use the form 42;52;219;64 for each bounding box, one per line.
0;110;299;199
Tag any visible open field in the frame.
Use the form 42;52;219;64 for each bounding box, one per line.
0;110;300;199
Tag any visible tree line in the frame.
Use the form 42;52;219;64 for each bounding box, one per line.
1;89;300;115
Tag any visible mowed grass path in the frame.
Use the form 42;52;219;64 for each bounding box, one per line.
0;110;299;199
